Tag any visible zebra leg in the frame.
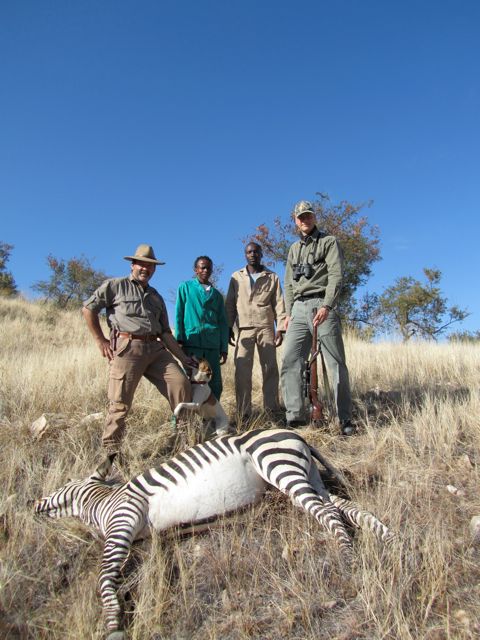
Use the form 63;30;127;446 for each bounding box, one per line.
98;527;136;637
329;494;395;545
280;474;354;562
297;490;354;560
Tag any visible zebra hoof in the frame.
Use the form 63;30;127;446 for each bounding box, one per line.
106;632;125;640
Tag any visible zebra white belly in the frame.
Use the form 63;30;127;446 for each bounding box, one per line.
147;452;267;532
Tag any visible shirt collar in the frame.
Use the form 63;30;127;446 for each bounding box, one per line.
240;265;269;277
194;277;212;288
129;274;151;291
300;226;320;244
245;264;265;275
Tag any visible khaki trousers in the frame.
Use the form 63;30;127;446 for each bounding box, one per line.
103;336;191;450
234;327;280;416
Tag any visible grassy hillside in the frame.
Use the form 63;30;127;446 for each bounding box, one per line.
1;297;479;639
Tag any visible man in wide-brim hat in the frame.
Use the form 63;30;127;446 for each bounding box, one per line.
83;244;194;453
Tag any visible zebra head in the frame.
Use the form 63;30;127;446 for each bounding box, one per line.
34;455;116;519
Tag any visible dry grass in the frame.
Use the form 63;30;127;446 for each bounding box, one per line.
1;296;479;639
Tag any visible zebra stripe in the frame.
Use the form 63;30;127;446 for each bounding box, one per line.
329;495;396;545
34;428;394;638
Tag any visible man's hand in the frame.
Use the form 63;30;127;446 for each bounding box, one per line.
97;337;113;361
220;352;228;365
162;332;195;366
274;331;283;347
184;355;199;369
313;306;330;327
228;328;236;347
284;315;291;331
83;308;113;361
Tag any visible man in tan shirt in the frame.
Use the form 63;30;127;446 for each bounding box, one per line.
225;242;286;419
83;244;194;453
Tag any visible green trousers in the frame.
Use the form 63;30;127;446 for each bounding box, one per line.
183;346;223;400
280;298;352;424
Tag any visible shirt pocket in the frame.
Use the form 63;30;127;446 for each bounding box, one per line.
108;368;126;402
312;242;326;265
254;280;273;306
122;298;143;317
146;293;165;318
114;335;131;357
202;307;219;327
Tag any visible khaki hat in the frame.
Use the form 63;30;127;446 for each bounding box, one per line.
293;200;315;217
123;244;165;265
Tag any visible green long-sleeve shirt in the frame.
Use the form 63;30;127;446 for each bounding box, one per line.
175;278;229;352
284;227;344;314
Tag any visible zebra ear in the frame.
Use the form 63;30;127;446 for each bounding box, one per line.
94;454;116;480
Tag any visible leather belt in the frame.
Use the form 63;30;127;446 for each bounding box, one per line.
117;332;159;342
295;293;324;302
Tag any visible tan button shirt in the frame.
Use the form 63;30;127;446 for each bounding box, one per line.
225;267;286;331
84;275;171;336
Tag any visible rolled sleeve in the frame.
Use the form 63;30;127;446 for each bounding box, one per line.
83;279;112;313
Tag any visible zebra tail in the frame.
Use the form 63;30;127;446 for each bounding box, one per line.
309;446;349;492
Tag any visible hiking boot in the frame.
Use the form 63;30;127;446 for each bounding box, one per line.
340;420;356;436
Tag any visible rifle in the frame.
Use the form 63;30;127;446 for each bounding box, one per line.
302;307;324;426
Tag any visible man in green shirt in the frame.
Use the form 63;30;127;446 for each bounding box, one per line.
281;201;354;435
175;256;229;400
83;244;194;453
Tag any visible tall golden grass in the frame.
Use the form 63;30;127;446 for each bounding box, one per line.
1;296;479;639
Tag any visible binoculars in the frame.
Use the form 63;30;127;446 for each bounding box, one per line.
292;263;315;281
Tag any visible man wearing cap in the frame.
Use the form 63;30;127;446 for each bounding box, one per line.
83;244;194;453
281;201;354;435
225;242;286;419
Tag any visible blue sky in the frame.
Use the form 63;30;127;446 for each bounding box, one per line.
1;1;479;334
